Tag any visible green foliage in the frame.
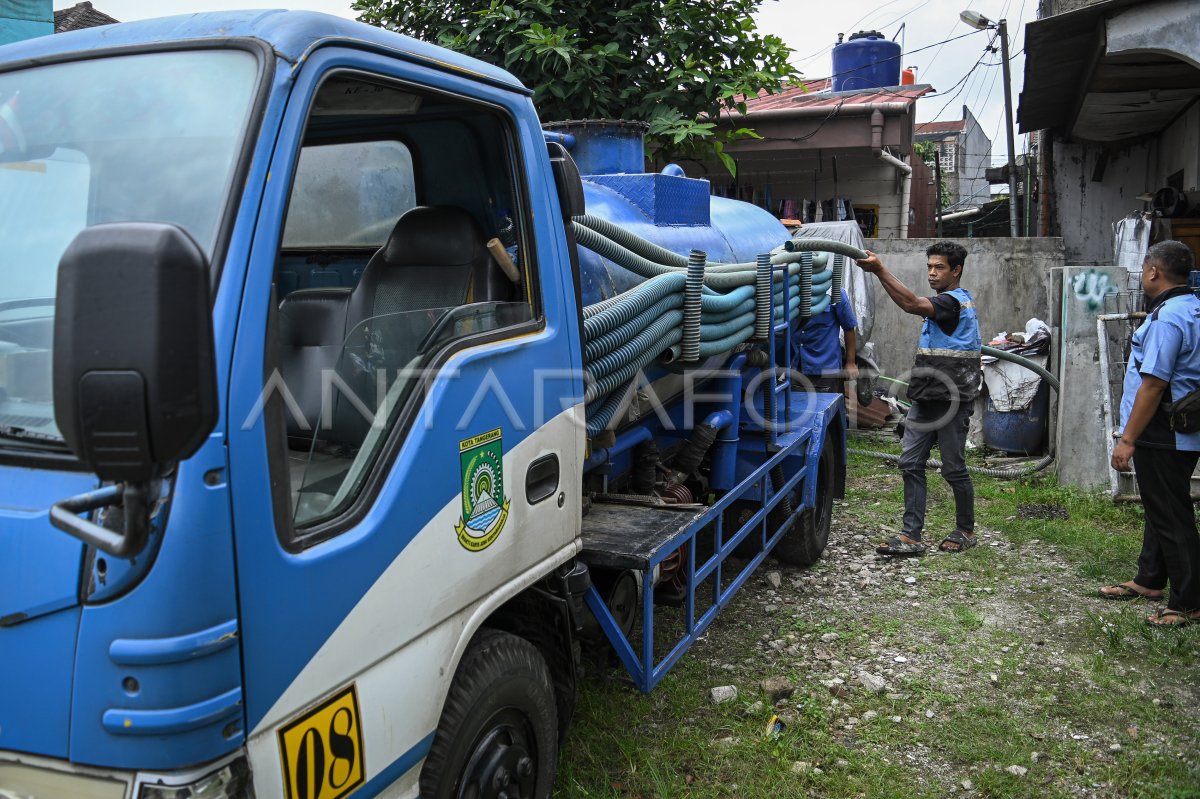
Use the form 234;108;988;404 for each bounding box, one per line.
352;0;800;172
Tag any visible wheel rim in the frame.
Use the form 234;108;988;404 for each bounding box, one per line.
456;709;537;799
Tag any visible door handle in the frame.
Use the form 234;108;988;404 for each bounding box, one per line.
525;454;559;505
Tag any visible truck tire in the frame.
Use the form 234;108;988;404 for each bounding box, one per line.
771;432;835;567
420;629;558;799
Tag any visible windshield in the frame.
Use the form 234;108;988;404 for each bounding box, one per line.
0;49;259;446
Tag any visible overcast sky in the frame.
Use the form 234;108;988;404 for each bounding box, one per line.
54;0;1038;164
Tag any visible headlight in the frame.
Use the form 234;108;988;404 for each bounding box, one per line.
136;756;253;799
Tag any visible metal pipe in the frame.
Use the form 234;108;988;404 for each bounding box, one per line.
871;109;913;239
708;350;745;492
583;424;652;472
736;101;912;123
939;207;981;222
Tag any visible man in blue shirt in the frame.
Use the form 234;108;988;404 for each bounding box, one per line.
1101;240;1200;627
793;286;858;395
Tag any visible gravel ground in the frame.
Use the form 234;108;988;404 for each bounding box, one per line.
673;466;1200;797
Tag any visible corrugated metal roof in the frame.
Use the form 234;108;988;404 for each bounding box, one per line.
723;78;931;117
915;120;965;135
53;2;118;33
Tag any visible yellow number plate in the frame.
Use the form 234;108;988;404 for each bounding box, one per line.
278;684;365;799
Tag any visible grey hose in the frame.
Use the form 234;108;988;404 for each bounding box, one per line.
848;447;1054;478
982;345;1060;391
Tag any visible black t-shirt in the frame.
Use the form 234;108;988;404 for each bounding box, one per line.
929;293;961;335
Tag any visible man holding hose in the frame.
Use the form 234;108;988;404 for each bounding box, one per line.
855;242;981;555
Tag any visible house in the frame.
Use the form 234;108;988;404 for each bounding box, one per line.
54;2;118;33
1019;0;1200;264
710;78;933;239
915;106;993;214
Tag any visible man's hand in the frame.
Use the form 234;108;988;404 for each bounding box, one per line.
1111;439;1135;473
845;362;860;381
856;251;883;274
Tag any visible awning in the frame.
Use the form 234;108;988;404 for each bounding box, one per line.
1019;0;1200;142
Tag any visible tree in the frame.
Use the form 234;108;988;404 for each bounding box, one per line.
352;0;800;173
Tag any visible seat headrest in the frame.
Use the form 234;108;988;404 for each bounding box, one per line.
376;206;487;268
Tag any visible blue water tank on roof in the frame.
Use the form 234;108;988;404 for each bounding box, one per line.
831;30;902;92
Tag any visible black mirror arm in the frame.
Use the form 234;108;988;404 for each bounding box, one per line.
50;481;156;558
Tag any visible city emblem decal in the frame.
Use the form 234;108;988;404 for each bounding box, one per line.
455;427;510;552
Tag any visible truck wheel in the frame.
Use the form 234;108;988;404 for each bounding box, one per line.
772;433;834;567
420;629;558;799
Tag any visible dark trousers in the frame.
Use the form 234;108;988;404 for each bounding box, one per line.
898;400;974;539
1133;446;1200;612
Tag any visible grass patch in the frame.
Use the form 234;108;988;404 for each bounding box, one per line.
558;451;1200;798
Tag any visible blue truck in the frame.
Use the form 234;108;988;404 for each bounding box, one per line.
0;11;853;799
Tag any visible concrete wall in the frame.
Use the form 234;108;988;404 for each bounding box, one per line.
1051;103;1200;264
957;105;992;211
1054;266;1128;490
861;237;1065;379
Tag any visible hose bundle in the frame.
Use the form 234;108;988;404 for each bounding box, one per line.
575;217;869;435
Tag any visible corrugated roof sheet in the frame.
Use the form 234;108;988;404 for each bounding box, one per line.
723;78;931;117
54;2;118;32
915;120;965;135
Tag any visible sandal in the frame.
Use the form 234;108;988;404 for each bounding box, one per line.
876;534;927;556
1099;582;1163;601
938;530;977;553
1146;608;1200;627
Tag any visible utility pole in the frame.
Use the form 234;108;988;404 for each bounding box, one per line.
998;18;1019;237
961;10;1020;237
935;155;943;237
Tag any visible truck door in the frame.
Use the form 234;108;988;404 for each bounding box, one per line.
225;49;584;799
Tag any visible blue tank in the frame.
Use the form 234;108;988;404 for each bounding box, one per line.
831;30;901;92
554;121;790;306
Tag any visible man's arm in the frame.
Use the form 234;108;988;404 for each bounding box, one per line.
843;327;858;379
855;252;935;318
1111;375;1169;471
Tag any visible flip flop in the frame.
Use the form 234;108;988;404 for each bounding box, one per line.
876;535;927;556
1099;583;1163;601
938;529;977;553
1146;608;1200;628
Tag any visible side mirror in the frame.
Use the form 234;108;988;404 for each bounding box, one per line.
547;141;586;219
50;222;218;557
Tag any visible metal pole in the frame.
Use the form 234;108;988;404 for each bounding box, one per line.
999;19;1019;237
935;156;943;237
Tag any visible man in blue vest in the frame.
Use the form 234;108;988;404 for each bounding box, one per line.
856;242;982;555
1101;241;1200;627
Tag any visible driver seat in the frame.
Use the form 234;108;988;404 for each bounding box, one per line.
344;205;497;333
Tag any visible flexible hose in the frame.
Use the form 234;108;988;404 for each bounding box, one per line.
981;345;1059;391
755;255;772;339
831;254;844;303
799;252;812;318
682;250;705;361
848;447;1054;478
584;292;683;361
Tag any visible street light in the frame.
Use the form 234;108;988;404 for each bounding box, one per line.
960;8;1020;237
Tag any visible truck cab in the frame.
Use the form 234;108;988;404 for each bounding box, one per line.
1;11;587;798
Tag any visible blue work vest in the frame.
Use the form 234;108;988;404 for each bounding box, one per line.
909;286;982;403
